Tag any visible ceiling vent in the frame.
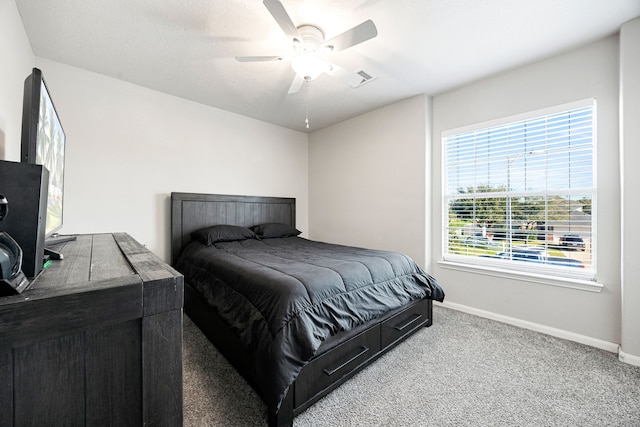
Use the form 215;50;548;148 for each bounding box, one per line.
350;69;378;88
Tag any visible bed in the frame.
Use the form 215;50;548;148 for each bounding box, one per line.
171;192;444;426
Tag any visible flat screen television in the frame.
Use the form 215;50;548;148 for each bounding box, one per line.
21;67;74;254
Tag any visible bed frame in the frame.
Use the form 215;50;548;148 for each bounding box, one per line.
171;192;434;426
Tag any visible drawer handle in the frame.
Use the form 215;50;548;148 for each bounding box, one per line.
393;313;422;331
323;346;370;377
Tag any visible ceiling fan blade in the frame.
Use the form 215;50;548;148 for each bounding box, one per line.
287;75;305;94
325;63;369;88
235;55;288;62
263;0;301;42
323;20;378;52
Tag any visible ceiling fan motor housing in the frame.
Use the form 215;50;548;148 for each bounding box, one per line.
295;25;328;53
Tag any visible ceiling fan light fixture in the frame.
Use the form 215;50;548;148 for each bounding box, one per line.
291;53;330;81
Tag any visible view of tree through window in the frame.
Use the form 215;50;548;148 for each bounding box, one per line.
443;101;595;280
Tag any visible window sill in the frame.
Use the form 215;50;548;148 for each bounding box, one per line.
437;260;604;293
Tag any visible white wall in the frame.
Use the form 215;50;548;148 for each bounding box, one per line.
0;0;34;161
619;17;640;364
308;95;431;267
431;36;622;345
30;59;308;262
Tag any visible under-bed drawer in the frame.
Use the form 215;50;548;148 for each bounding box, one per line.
380;299;430;349
295;326;381;407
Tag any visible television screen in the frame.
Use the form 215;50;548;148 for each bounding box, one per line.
21;68;66;238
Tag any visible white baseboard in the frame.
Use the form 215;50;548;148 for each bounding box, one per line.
436;301;620;354
619;350;640;367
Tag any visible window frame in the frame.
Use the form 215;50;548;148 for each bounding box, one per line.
440;99;600;290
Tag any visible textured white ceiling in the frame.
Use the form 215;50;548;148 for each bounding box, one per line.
15;0;640;132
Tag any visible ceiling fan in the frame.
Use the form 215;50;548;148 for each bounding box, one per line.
236;0;378;95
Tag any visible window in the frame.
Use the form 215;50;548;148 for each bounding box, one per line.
443;100;596;281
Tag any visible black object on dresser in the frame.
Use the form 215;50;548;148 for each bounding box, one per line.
0;160;48;279
0;233;184;426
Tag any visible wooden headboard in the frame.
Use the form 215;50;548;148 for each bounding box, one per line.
170;192;296;265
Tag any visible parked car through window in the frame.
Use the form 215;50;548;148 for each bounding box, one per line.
559;234;586;251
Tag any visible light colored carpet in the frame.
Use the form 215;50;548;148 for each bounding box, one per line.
183;306;640;426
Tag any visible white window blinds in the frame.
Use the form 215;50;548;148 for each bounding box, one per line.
443;100;596;281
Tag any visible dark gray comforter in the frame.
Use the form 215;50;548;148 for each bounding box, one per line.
176;236;444;411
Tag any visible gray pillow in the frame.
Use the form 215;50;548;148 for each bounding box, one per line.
251;223;301;238
192;224;258;246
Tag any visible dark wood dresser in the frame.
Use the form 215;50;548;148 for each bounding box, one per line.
0;233;184;426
